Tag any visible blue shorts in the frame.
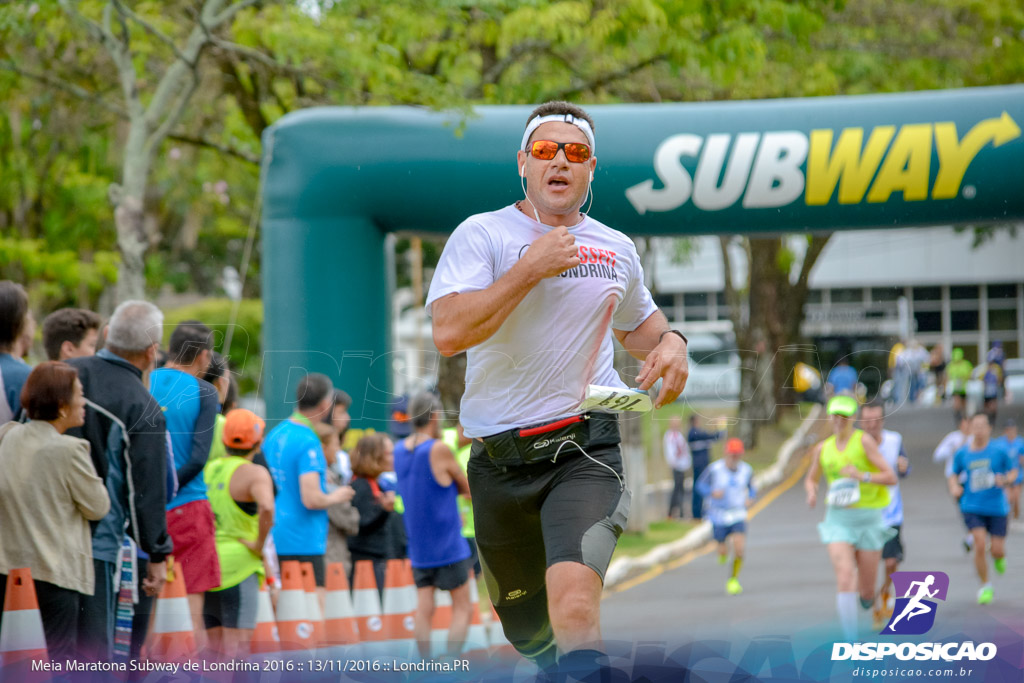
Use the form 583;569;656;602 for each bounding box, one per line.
962;512;1008;537
713;521;746;542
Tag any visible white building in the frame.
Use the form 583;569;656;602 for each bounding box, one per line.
651;226;1024;366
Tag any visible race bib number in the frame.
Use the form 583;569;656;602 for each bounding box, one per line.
578;385;652;413
719;507;747;526
826;478;861;508
969;468;996;493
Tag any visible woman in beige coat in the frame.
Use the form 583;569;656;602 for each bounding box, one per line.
0;361;110;659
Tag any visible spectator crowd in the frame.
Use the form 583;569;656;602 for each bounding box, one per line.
0;280;476;663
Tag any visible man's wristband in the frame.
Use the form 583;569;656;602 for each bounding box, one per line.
861;471;871;483
660;329;688;345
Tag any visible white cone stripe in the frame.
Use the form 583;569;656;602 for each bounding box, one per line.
324;591;356;619
382;586;416;615
0;609;46;653
152;596;192;635
465;624;489;652
305;593;324;621
352;588;382;615
275;589;309;621
433;589;452;608
255;591;275;623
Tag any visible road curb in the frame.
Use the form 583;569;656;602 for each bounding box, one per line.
604;404;825;591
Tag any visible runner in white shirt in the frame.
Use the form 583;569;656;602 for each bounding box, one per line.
428;101;689;675
664;416;691;519
858;401;909;626
695;438;755;595
933;416;975;553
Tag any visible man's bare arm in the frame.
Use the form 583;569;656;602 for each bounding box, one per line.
613;310;689;408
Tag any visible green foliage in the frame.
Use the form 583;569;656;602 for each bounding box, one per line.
163;298;263;395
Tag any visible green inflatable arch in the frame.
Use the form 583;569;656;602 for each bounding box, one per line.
260;85;1024;425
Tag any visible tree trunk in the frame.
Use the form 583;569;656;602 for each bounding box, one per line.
437;352;467;421
113;124;151;303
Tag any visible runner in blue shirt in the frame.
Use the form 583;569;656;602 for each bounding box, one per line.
826;358;859;397
0;281;33;424
993;419;1023;521
262;373;354;594
949;413;1018;605
696;438;755;596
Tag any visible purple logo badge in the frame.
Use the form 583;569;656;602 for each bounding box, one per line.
882;571;950;635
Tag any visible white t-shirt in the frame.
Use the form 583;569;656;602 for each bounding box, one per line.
663;429;691;472
426;205;658;438
877;429;905;527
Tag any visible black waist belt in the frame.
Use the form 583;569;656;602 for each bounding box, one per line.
479;412;620;467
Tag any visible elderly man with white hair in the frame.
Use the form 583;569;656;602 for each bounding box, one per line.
67;299;173;661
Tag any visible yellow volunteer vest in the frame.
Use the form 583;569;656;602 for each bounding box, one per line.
820;430;890;509
205;455;264;590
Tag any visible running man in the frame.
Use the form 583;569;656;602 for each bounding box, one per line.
945;348;973;420
696;437;755;595
427;101;688;675
932;415;975;553
948;413;1018;604
858;400;909;625
805;395;897;641
993;419;1022;520
887;574;939;632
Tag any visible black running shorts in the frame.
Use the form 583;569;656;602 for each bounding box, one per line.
467;438;630;609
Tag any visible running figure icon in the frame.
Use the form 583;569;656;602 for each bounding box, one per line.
888;574;939;632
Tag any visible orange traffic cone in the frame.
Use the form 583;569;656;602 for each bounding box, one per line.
250;579;280;654
0;568;48;666
352;560;386;655
149;558;195;661
323;563;359;646
300;562;325;650
275;561;315;651
381;559;416;657
464;571;489;655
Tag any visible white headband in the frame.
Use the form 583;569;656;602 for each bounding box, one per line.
520;113;596;154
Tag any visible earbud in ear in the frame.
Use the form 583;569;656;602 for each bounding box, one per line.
590;171;594;182
520;165;526;177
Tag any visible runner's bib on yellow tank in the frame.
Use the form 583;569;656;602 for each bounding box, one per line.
820;430;890;510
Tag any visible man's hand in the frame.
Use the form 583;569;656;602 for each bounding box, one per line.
330;485;355;505
635;332;688;409
381;490;397;512
143;559;167;597
520;226;580;280
711;489;724;500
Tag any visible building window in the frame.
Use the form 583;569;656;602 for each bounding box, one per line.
831;288;862;304
685;310;710;322
871;287;902;302
988;283;1018;300
683;292;708;307
950;310;979;331
949;285;979;300
716;291;727;307
914;311;942;333
912;286;942;302
989;308;1018;332
806;290;823;304
653;293;675;310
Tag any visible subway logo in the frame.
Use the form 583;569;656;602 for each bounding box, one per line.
625;112;1020;214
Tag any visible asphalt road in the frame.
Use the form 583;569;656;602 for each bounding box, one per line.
602;404;1024;652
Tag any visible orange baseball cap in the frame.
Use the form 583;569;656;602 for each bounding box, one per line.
222;409;266;450
725;437;745;455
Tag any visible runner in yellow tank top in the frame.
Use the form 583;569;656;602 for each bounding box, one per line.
805;395;897;641
202;409;275;659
